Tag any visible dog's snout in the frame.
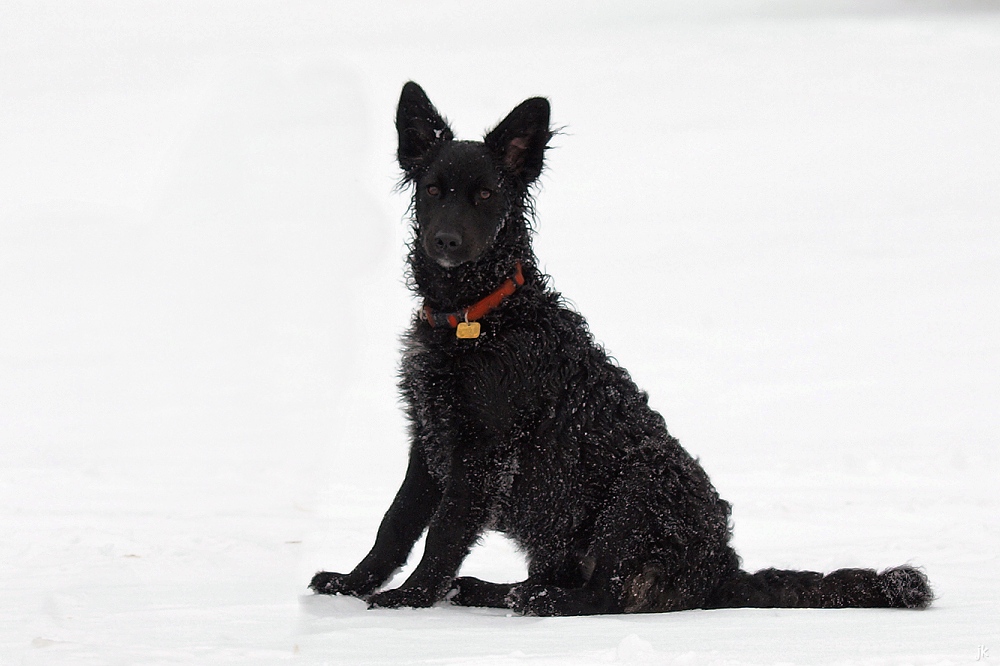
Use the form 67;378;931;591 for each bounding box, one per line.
433;231;462;252
423;226;472;268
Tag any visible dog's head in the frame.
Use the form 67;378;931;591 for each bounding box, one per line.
396;82;551;269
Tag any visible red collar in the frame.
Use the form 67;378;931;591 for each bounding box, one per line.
421;262;525;331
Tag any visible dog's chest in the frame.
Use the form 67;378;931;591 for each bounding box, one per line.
402;332;536;480
403;333;592;526
406;326;527;413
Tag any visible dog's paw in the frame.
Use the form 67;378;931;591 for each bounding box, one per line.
449;576;516;608
447;576;483;607
309;571;374;597
309;571;350;595
367;586;436;609
506;584;561;617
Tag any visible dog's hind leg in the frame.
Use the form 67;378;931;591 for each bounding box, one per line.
506;564;627;616
448;557;588;608
508;459;735;616
501;496;654;615
449;547;595;609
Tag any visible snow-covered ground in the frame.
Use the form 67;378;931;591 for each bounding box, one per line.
2;1;998;664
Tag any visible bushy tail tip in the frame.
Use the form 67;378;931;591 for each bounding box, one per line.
878;565;933;609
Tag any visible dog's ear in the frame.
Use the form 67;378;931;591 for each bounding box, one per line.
396;82;454;180
485;97;551;185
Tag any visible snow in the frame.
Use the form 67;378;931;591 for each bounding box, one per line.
2;1;998;664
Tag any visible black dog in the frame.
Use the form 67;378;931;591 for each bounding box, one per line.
310;82;932;615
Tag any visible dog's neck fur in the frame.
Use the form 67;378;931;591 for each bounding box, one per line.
407;210;538;313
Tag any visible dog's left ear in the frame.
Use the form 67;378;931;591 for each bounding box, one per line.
485;97;551;185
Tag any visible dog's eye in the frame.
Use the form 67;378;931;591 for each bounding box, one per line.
478;189;492;200
426;185;441;197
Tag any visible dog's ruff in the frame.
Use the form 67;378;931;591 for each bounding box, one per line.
420;262;525;337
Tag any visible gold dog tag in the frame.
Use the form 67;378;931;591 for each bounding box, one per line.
456;321;481;339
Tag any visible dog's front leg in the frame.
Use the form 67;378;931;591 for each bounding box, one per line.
367;446;491;609
310;450;441;597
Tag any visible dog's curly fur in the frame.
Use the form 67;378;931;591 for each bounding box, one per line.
310;82;932;615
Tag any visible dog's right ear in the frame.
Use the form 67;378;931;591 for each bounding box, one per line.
396;82;454;181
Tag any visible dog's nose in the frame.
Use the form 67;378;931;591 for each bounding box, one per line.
433;231;462;252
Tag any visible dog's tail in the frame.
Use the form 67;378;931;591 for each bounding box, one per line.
707;565;932;609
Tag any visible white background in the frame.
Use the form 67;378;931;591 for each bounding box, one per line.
2;1;998;663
